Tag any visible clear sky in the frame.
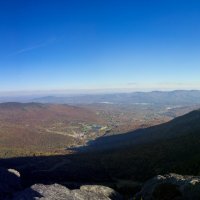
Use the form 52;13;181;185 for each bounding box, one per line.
0;0;200;93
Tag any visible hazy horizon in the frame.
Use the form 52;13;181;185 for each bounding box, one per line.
1;88;200;99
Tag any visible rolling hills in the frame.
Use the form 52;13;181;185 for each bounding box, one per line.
1;108;200;194
0;102;105;157
0;101;199;158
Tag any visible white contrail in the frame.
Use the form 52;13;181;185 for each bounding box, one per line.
9;38;57;56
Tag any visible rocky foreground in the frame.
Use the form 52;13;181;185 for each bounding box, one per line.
1;167;200;200
136;173;200;200
0;167;122;200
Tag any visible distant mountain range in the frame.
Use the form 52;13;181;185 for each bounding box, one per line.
31;90;200;105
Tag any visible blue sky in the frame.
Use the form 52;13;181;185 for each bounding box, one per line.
0;0;200;93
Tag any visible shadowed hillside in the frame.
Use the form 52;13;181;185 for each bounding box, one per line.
78;109;200;151
1;109;200;197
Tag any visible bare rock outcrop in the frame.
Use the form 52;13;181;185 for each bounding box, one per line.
136;173;200;200
13;183;122;200
0;167;122;200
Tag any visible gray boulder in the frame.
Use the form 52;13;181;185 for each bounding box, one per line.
13;184;122;200
136;173;200;200
0;168;21;200
73;185;122;200
13;184;71;200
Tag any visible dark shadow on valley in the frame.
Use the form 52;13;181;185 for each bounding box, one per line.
1;112;200;196
0;128;148;187
0;124;168;193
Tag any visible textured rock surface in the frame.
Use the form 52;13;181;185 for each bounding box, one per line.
0;167;122;200
136;173;200;200
0;168;21;200
80;185;120;199
13;184;71;200
13;184;122;200
4;166;200;200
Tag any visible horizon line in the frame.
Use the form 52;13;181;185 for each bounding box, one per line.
0;88;200;97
